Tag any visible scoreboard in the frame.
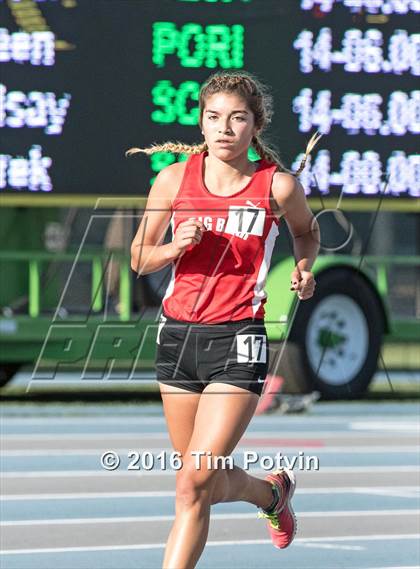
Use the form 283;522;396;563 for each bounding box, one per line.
0;0;419;204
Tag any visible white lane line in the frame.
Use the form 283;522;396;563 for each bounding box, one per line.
0;534;419;555
4;430;417;440
350;421;420;433
2;509;419;526
1;433;166;440
3;446;420;457
1;465;419;478
357;488;420;499
2;417;167;425
298;543;365;550
2;415;418;425
2;486;419;501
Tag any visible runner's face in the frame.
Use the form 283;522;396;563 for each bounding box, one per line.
201;93;258;158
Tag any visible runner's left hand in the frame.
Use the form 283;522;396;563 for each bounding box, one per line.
290;268;316;300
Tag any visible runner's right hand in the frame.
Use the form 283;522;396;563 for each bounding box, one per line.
171;217;205;257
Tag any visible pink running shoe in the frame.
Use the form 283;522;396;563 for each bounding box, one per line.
257;467;297;549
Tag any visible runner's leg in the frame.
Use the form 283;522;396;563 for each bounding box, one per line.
159;383;201;455
159;382;274;507
162;383;274;569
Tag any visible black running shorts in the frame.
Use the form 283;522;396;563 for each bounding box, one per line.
155;313;269;396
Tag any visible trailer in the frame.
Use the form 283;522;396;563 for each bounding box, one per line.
1;235;418;399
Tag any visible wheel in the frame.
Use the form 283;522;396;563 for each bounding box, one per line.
0;363;21;388
289;268;385;400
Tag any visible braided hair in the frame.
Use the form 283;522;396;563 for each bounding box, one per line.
126;70;322;177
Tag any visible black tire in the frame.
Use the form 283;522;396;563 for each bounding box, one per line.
0;363;21;388
289;268;385;400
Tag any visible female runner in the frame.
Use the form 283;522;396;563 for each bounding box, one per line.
128;70;321;569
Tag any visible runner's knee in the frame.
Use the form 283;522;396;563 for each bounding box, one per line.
175;460;217;509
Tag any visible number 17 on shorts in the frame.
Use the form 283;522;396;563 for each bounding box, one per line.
236;334;267;363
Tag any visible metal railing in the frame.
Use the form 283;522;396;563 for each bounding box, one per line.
0;250;132;321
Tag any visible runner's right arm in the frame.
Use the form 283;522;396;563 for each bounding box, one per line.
130;164;204;276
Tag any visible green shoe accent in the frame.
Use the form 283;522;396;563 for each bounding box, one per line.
257;510;281;531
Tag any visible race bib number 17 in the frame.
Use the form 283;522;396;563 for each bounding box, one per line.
236;334;267;363
225;206;265;237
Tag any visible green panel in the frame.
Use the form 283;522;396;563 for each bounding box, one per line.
264;257;298;340
91;257;103;312
0;316;158;367
119;259;131;322
28;260;40;318
386;320;420;342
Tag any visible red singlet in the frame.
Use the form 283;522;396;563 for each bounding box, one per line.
162;151;280;323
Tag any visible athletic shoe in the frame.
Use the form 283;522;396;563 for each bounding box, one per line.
257;467;297;549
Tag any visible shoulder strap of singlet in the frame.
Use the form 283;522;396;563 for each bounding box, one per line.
260;160;280;225
260;159;278;198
